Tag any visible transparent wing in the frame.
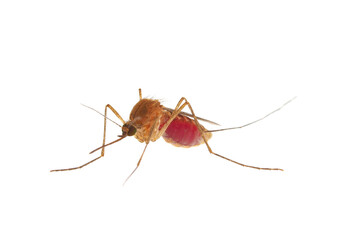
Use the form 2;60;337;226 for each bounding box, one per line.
163;107;220;126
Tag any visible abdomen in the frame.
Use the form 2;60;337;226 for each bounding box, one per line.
160;114;212;147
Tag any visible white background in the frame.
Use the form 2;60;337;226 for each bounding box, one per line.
1;1;347;239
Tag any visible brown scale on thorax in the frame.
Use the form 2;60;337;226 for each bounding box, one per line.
128;99;169;143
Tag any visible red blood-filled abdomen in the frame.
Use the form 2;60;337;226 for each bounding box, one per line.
160;115;206;147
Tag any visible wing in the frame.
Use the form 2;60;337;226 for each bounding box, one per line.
163;107;220;126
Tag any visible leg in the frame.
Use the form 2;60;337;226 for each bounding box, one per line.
122;143;149;186
123;117;159;185
139;88;142;100
155;97;203;139
50;104;125;172
154;97;186;138
160;97;283;171
81;104;122;127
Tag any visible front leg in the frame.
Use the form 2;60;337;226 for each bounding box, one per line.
51;104;125;172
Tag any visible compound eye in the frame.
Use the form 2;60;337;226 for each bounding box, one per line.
127;125;137;136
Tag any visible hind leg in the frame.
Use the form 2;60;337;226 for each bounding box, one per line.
158;97;283;171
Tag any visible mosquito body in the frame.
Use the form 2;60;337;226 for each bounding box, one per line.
51;89;295;184
124;98;212;147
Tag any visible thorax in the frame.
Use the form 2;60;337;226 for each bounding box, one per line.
129;99;166;143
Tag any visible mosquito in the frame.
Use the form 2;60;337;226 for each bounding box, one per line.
51;89;295;184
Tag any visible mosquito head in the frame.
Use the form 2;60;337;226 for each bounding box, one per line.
120;122;137;137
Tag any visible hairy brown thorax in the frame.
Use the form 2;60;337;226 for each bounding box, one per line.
129;99;167;143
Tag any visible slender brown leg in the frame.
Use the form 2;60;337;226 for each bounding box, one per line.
122;143;149;186
139;88;142;100
154;97;186;138
123;118;159;185
158;97;283;171
50;104;125;172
